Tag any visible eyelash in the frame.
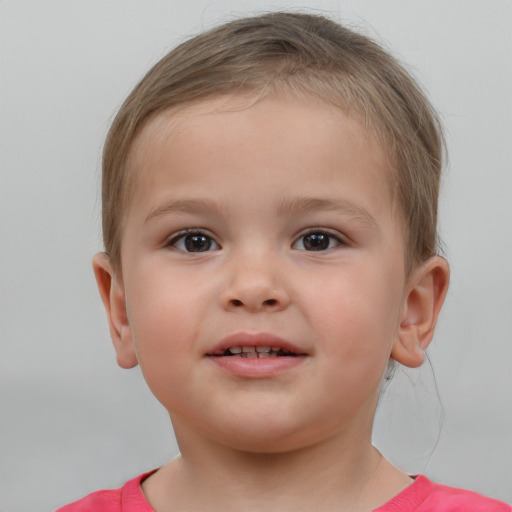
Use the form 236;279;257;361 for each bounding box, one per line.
166;228;347;253
292;229;345;252
167;229;220;253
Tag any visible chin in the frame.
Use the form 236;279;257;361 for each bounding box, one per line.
170;398;345;454
212;413;340;455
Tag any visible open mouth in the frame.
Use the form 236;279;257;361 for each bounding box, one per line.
211;346;300;358
207;335;306;376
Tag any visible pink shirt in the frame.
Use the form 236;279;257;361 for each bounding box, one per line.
56;472;511;511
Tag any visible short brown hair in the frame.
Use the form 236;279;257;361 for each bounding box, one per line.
102;11;444;271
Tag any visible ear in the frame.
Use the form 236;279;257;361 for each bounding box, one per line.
92;252;138;369
391;256;450;368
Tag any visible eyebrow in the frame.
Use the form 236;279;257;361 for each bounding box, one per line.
277;196;378;229
144;195;378;229
144;198;223;224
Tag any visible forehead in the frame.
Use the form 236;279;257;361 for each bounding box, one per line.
125;94;397;221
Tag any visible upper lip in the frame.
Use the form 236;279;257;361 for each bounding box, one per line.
207;332;306;356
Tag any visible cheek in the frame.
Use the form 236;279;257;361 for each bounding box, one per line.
307;263;403;371
124;272;202;390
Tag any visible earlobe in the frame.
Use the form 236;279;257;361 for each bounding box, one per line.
92;253;138;369
391;256;450;368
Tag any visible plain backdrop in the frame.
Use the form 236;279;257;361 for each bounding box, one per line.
1;1;511;510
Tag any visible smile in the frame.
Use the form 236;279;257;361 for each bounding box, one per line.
207;332;306;358
213;346;299;358
206;333;307;377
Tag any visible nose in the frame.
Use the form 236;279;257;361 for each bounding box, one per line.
219;254;290;313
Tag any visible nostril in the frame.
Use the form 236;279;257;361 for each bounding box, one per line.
229;298;278;308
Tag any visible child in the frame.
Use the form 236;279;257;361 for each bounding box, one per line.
57;11;511;512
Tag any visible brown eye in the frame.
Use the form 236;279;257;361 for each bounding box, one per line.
293;231;341;251
303;233;329;250
171;232;220;252
184;234;211;252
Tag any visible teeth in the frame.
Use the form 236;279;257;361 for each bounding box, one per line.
222;346;297;358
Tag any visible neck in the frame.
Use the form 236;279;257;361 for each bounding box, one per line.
142;420;411;512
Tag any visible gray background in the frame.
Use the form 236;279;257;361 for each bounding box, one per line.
1;1;511;511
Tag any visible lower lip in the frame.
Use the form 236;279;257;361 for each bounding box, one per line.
208;355;307;378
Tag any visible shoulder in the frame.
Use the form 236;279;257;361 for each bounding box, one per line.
376;475;511;512
421;478;511;512
54;471;157;512
55;487;122;512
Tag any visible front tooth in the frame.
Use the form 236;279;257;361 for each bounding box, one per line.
246;351;258;358
271;346;280;351
258;352;271;358
256;346;271;353
229;346;242;354
242;346;256;353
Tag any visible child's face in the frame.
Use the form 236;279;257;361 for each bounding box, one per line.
102;95;425;452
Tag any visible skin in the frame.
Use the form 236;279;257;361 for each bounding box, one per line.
94;95;449;512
